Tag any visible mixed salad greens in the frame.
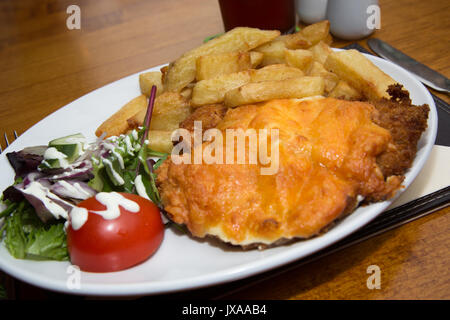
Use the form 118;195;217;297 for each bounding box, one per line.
1;85;168;262
0;128;166;261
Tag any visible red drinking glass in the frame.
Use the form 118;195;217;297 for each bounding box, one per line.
218;0;296;34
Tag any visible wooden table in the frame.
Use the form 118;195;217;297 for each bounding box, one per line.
0;0;448;300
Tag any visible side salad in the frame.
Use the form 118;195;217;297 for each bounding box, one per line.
0;85;168;265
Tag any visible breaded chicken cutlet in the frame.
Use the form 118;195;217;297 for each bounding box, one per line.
156;86;429;248
179;104;228;132
370;85;429;180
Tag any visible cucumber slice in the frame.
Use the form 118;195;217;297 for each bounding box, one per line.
48;133;86;162
39;158;66;170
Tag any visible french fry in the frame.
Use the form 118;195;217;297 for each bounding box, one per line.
328;80;363;100
160;66;168;84
180;87;193;100
324;49;397;100
249;51;264;68
299;20;330;46
250;64;304;82
127;92;191;131
275;20;330;50
255;21;330;66
308;41;332;65
139;72;163;96
277;33;311;50
308;61;339;93
148;130;173;153
224;77;325;107
253;40;287;66
191;70;252;107
164;27;280;92
284;49;313;71
323;34;333;46
191;65;306;107
96;95;147;137
196;52;251;81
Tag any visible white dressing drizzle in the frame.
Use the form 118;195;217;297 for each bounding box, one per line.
102;158;125;185
93;192;140;219
124;135;134;155
69;192;140;230
43;147;69;168
131;129;138;140
44;147;67;160
64;136;87;156
56;180;93;200
103;142;125;169
70;207;88;230
50;166;88;179
134;175;150;201
22;181;70;219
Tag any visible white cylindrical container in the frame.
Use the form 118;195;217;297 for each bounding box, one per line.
326;0;380;40
296;0;328;24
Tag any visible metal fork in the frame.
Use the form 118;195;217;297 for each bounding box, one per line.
0;131;18;154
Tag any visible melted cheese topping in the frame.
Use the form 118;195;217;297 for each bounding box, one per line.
158;98;403;245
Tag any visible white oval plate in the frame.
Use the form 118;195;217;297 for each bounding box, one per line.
0;51;437;296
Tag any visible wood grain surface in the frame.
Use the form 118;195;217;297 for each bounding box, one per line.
0;0;448;300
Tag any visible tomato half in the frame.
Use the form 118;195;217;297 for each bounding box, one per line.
67;192;164;272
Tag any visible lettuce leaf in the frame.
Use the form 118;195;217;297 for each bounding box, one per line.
1;201;68;261
25;223;68;261
88;129;167;203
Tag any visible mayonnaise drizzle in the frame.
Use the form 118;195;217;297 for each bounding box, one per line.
103;142;124;169
44;147;67;160
134;175;150;201
64;136;87;156
56;180;93;200
131;129;138;140
22;181;71;219
124;135;134;155
93;192;140;219
69;192;140;230
102;158;125;185
43;147;69;168
50;166;88;179
70;207;88;230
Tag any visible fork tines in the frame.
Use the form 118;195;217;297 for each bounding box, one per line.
0;131;19;154
4;132;9;147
